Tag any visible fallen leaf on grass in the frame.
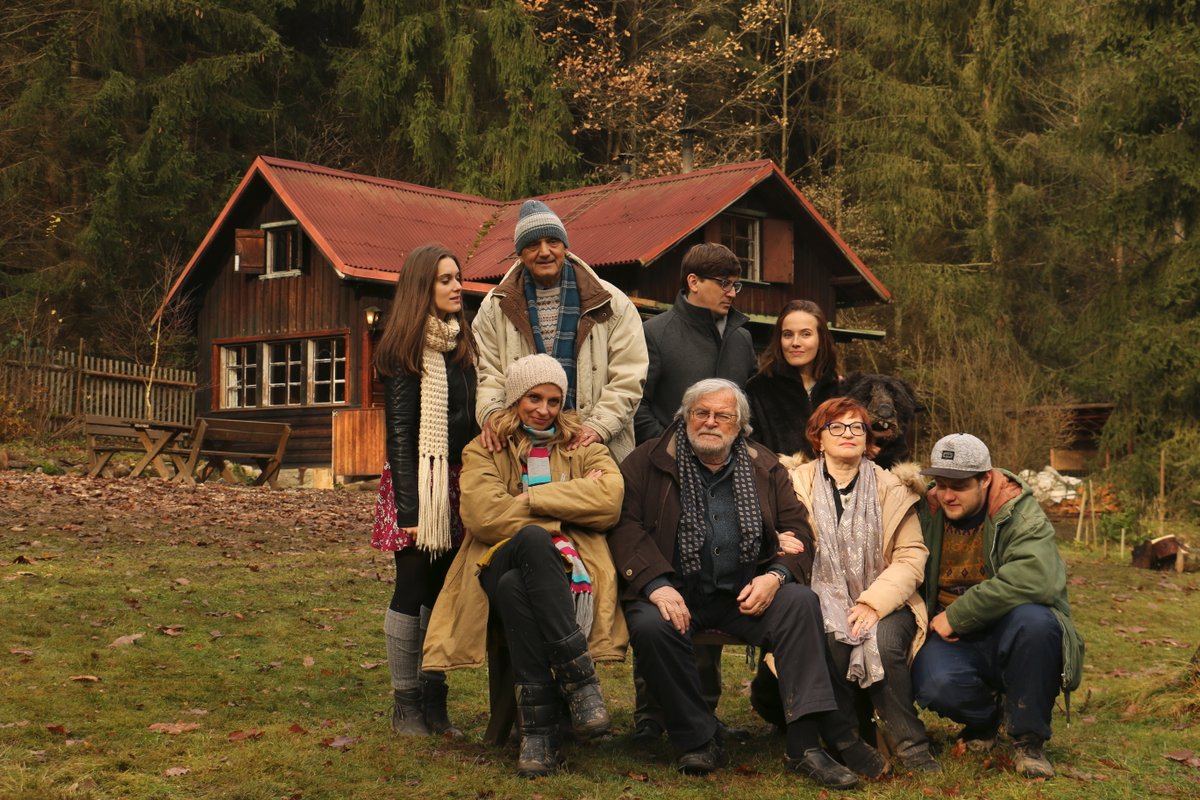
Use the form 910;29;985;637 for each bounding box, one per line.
148;722;202;735
625;771;649;782
228;729;263;741
359;661;382;670
9;648;32;656
209;630;223;639
69;675;101;682
303;656;314;668
288;723;308;734
67;779;97;793
732;763;760;776
46;724;70;735
1097;757;1128;771
1059;766;1107;782
64;738;87;746
950;739;967;758
0;720;30;729
1165;750;1200;768
184;708;209;716
163;767;191;777
320;735;360;749
107;633;144;648
158;625;185;636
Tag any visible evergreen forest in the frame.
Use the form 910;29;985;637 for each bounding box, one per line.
2;1;1198;520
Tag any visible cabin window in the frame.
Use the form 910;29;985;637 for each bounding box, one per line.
221;345;259;408
311;337;347;404
267;341;304;406
218;336;349;409
262;220;304;275
718;214;761;282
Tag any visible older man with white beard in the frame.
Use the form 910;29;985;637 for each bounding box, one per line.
608;379;875;789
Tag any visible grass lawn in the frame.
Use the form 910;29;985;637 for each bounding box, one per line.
2;470;1199;799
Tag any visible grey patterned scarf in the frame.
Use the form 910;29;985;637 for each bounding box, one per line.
674;419;762;576
811;455;886;687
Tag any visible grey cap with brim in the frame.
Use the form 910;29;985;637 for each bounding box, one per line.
921;433;992;479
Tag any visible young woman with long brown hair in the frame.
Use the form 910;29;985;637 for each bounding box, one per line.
371;243;477;736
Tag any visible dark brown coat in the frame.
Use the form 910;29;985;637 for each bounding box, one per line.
608;430;815;603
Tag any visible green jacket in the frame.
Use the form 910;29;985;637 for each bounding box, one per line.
921;468;1084;693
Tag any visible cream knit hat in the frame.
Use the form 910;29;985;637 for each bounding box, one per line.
504;354;569;407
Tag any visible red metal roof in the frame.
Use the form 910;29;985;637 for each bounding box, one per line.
166;156;888;308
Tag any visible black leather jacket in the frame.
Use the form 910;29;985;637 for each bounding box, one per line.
383;356;477;527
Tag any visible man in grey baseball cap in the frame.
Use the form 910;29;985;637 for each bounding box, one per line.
911;433;1083;779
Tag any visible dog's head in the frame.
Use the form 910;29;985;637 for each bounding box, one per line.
842;373;922;446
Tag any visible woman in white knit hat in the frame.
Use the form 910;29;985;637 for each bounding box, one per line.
371;243;476;737
423;353;628;778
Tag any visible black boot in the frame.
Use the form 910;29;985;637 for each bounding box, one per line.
420;674;463;738
515;683;561;778
390;688;429;736
547;630;611;739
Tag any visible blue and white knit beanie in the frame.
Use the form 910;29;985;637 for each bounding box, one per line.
513;200;569;254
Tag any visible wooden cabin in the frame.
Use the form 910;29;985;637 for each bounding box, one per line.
165;156;890;478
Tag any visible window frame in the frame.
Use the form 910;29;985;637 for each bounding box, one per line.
215;334;350;410
719;212;762;282
260;220;304;277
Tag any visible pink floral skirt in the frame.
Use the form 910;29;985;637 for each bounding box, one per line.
371;462;464;552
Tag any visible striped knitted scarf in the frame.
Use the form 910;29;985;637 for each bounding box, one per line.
673;418;763;576
415;315;460;555
523;258;580;409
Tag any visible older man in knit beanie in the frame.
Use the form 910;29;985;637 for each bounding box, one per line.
473;199;648;462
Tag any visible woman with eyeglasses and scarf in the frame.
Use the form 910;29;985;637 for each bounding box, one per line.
760;396;939;776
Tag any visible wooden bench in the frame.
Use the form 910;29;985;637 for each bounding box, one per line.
83;415;191;479
174;418;291;489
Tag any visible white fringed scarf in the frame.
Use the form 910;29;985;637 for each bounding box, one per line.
415;315;460;554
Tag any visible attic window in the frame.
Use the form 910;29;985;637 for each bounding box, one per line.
234;221;305;277
718;214;761;282
261;220;304;275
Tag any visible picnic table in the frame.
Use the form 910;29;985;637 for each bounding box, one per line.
84;416;192;479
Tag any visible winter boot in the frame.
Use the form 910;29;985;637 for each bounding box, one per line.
420;672;463;738
515;683;561;778
384;610;430;736
546;630;611;739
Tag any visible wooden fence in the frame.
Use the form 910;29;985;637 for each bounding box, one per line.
0;348;196;431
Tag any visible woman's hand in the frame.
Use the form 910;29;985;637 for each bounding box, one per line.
776;530;806;555
585;469;604;480
847;602;879;637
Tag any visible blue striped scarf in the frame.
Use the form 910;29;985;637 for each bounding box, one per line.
524;258;580;409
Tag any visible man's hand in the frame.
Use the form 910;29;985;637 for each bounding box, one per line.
776;530;806;555
567;424;602;450
479;414;503;452
648;585;691;634
930;611;959;641
737;573;782;616
846;602;879;637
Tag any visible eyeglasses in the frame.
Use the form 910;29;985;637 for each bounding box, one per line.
698;276;744;295
689;408;738;425
823;421;868;437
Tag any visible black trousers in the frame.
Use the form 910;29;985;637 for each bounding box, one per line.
826;606;930;756
478;526;579;683
625;583;837;752
389;546;457;615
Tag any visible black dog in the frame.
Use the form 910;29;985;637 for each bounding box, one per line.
842;373;923;469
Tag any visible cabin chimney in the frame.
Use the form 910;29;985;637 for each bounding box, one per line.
679;127;696;174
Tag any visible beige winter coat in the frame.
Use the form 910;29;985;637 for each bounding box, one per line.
787;458;930;661
422;437;629;671
472;254;648;462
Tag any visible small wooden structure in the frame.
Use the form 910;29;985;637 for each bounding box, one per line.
175;418;291;489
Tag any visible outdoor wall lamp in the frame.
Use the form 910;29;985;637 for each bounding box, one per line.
364;306;382;332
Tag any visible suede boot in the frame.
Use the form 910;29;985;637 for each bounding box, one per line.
515;683;561;778
546;630;611;739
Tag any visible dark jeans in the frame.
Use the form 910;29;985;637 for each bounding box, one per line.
912;604;1062;742
389;546;457;615
625;583;836;752
478;525;579;684
826;606;930;757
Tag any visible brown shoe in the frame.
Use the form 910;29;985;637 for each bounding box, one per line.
1013;735;1055;779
